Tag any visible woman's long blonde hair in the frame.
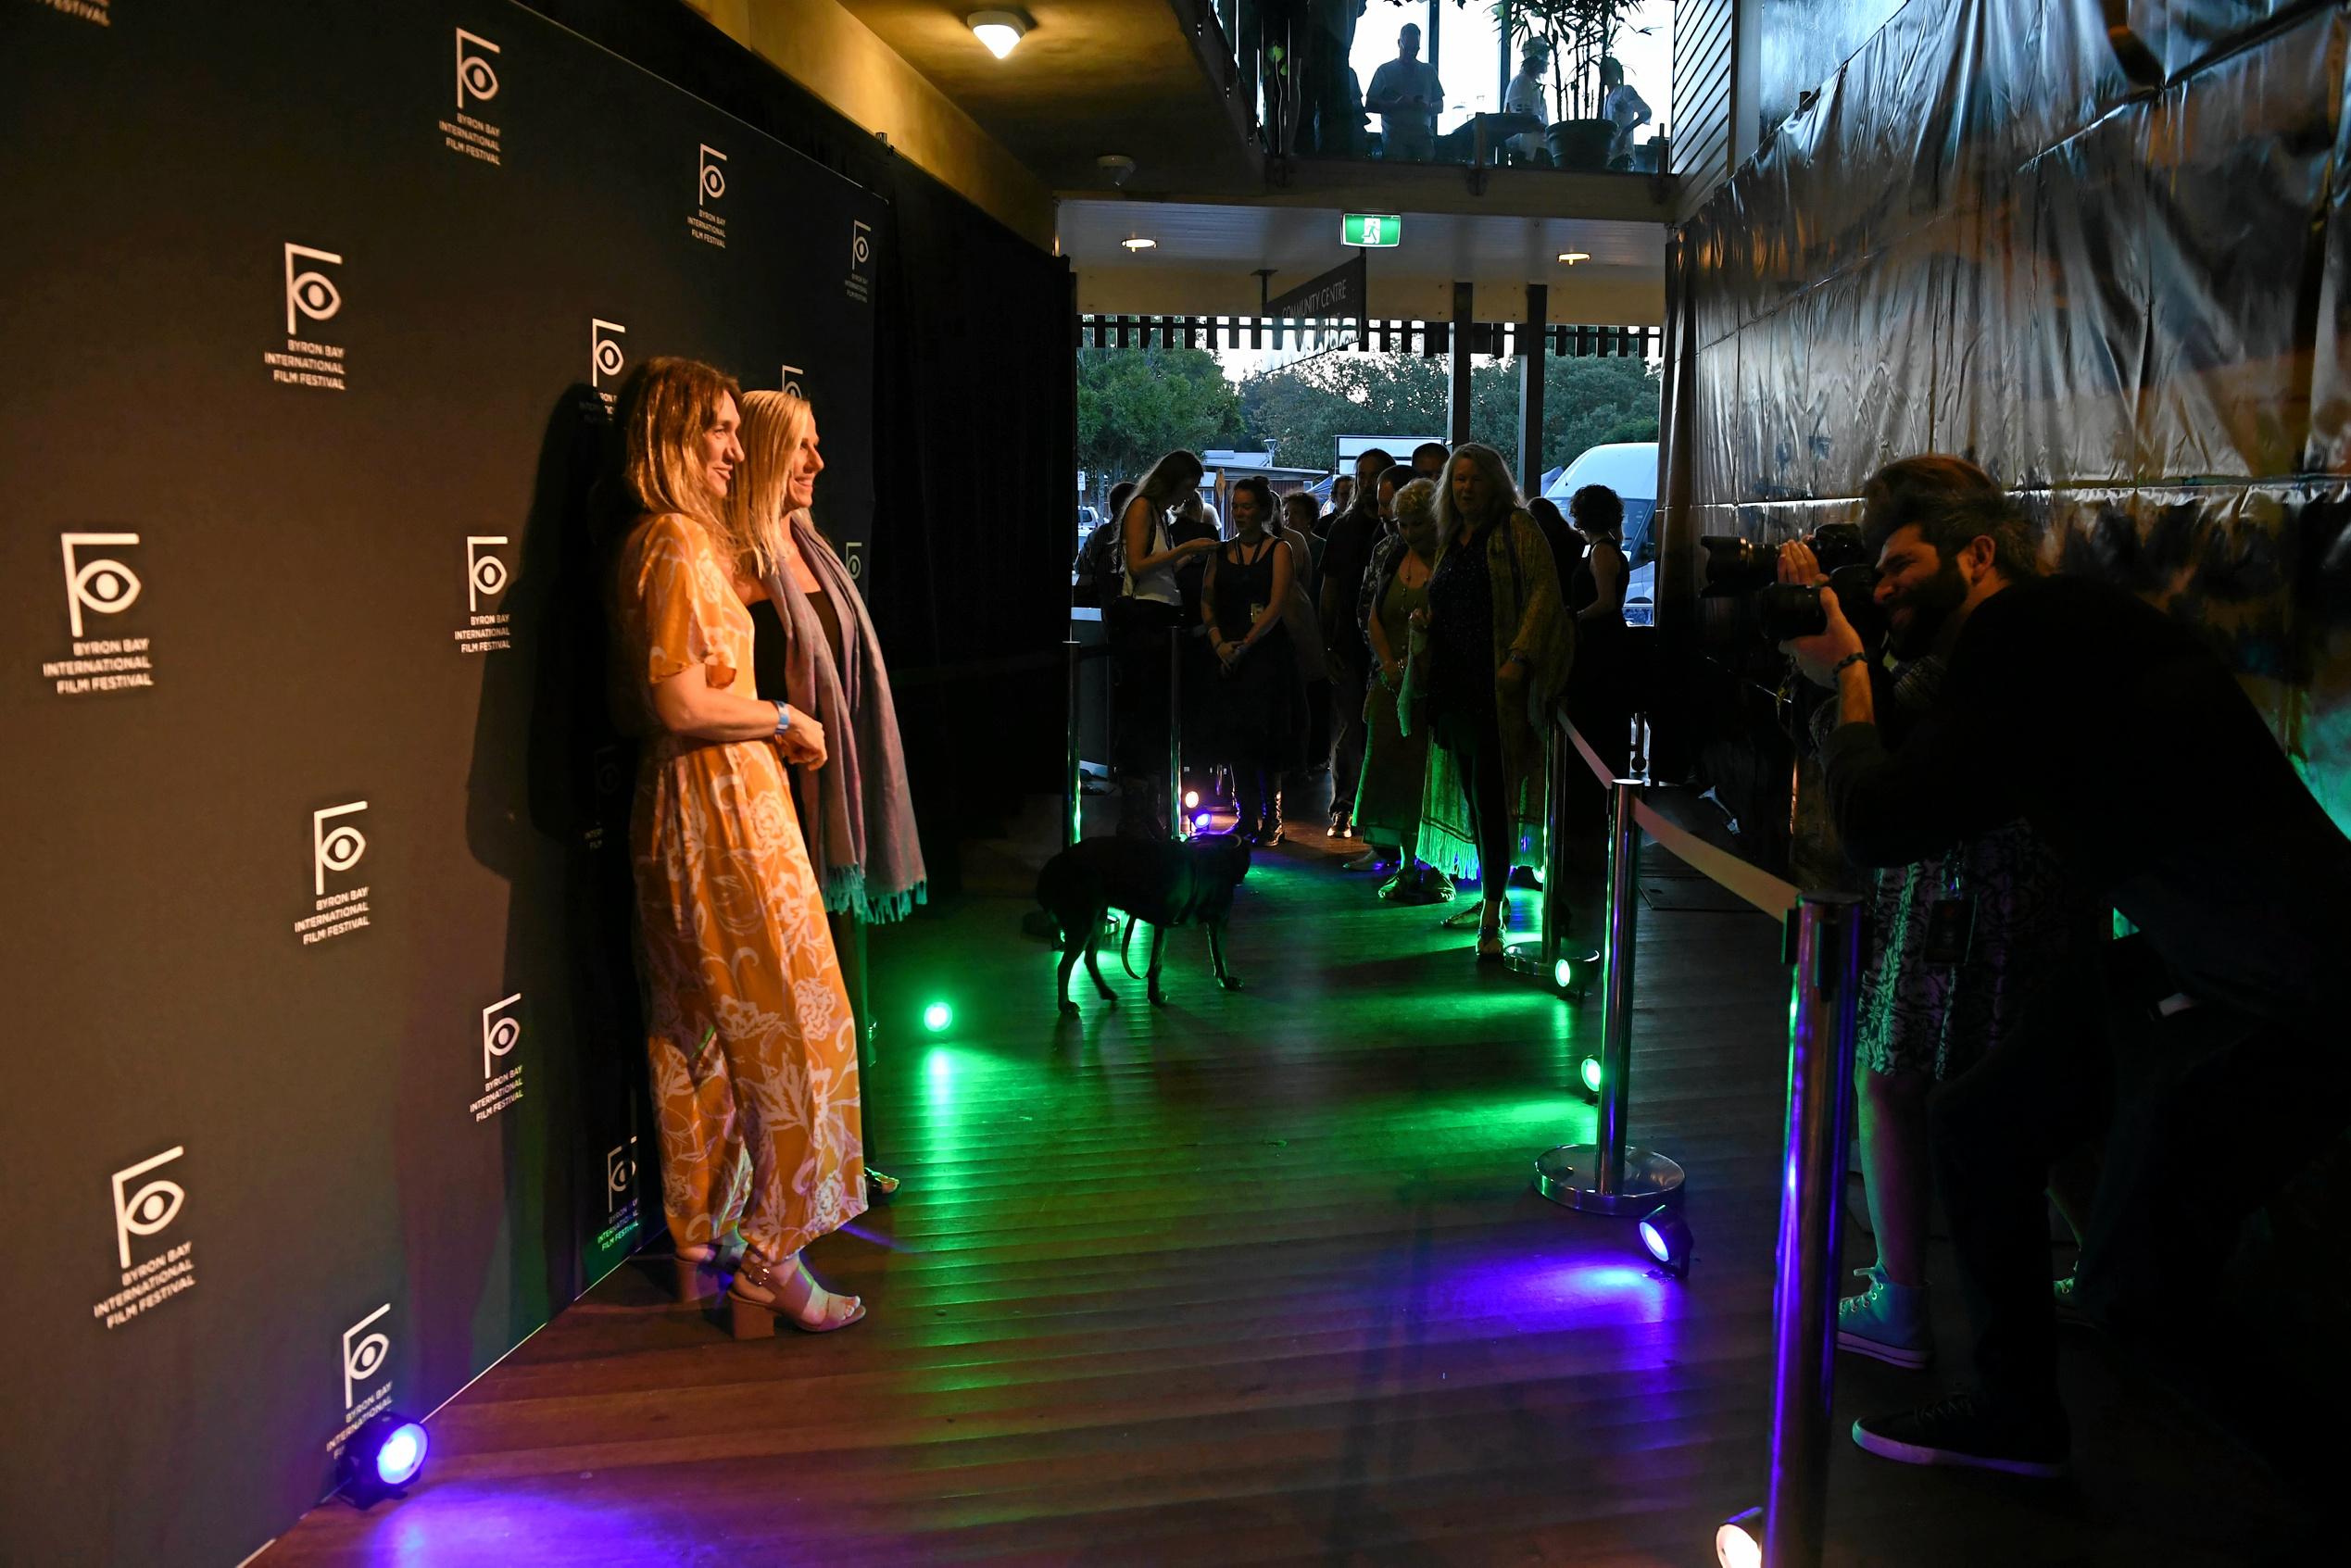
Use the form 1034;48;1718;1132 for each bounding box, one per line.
614;357;740;538
727;388;814;580
1433;441;1523;543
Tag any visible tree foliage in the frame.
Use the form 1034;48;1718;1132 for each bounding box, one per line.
1236;348;1660;483
1075;346;1249;504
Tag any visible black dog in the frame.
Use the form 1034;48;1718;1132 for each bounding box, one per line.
1035;832;1252;1013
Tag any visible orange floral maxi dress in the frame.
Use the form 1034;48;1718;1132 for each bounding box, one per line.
614;511;866;1261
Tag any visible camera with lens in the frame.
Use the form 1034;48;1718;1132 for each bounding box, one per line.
1699;522;1886;646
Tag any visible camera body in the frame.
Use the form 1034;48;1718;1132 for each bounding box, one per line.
1700;523;1885;646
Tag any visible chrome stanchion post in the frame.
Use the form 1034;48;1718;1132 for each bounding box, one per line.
1534;775;1684;1211
1765;892;1864;1568
1063;637;1082;849
1166;624;1185;841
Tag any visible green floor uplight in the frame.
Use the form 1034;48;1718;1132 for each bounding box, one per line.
1579;1056;1603;1095
922;1001;954;1033
1553;956;1574;989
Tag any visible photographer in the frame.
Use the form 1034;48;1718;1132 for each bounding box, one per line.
1782;464;2351;1488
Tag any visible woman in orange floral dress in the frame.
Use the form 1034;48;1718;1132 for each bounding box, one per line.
609;356;866;1334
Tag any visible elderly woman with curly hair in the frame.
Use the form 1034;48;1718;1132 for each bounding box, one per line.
1407;443;1573;959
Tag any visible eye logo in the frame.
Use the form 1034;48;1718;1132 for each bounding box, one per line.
606;1138;636;1212
465;535;510;610
779;364;805;399
342;1304;392;1409
698;144;727;206
60;533;143;637
456;29;501;108
482;992;522;1078
851;220;873;267
110;1146;186;1270
283;245;344;334
591;319;627;388
312;801;369;896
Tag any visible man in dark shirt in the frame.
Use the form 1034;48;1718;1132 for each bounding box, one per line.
1783;474;2351;1487
1317;447;1392;835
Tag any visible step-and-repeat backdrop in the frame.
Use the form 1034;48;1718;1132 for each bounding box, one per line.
1;3;882;1562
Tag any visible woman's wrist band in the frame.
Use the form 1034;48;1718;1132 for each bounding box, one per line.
772;699;793;735
1831;650;1871;677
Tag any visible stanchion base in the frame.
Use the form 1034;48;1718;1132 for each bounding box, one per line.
1534;1144;1687;1214
1501;945;1602;997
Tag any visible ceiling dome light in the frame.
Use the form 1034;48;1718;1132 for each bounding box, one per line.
1558;251;1590;265
968;10;1029;59
1121;234;1157;251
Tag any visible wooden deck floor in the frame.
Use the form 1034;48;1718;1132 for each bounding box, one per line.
263;822;2302;1567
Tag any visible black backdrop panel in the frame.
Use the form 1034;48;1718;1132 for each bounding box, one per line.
0;3;881;1563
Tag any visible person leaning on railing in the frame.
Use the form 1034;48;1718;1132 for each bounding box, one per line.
1782;461;2351;1499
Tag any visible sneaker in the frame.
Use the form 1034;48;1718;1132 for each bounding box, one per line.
1836;1262;1932;1369
1422;868;1456;903
1852;1392;2069;1478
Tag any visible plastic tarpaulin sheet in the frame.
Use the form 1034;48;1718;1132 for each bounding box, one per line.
1663;0;2351;856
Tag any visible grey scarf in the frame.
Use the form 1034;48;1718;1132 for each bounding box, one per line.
761;513;926;922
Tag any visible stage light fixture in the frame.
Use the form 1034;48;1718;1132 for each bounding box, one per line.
1639;1204;1693;1278
1553;956;1574;990
1579;1055;1603;1095
923;1001;953;1033
338;1412;428;1506
1715;1506;1764;1568
1184;789;1201;809
967;10;1029;59
1193;810;1213;831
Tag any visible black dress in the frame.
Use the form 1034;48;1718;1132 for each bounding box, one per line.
1205;535;1304;771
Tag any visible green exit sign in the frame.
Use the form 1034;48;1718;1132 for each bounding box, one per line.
1343;213;1401;247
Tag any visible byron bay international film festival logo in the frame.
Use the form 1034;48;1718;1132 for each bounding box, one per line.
591;317;627;408
267;243;348;392
44;532;156;697
294;800;371;947
473;992;525;1122
92;1146;197;1331
596;1134;642;1251
453;534;513;653
439;28;503;165
689;143;728;249
844;218;874;304
329;1303;396;1450
779;364;808;400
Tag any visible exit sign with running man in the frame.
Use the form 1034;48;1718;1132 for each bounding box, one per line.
1343;213;1402;247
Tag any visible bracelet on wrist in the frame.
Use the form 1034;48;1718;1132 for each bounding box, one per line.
1831;650;1871;678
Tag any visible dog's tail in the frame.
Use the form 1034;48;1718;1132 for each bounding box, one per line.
1118;914;1144;979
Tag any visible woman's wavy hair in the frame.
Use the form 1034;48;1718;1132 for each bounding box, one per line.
614;356;740;541
1433;441;1523;543
728;388;816;580
1135;449;1205;508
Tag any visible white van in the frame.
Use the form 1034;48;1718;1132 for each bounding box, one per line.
1544;442;1659;625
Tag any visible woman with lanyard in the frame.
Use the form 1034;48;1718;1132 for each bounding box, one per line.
1409;444;1572;960
1199;475;1302;841
1113;451;1217;838
736;390;926;1204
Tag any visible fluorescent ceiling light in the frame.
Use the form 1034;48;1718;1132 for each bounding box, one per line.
1121;235;1157;251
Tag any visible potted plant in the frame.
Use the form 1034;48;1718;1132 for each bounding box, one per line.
1487;0;1637;170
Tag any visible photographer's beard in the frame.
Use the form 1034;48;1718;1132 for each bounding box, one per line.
1884;556;1968;659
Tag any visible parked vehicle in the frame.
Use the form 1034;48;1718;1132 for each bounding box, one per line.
1544;442;1659;625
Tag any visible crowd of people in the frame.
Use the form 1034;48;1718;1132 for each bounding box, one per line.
1245;6;1652;169
1097;440;1630;960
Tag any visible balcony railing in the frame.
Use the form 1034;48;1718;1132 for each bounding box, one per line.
1208;1;1672;175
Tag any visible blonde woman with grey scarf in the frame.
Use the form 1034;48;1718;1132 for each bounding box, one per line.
735;390;926;1200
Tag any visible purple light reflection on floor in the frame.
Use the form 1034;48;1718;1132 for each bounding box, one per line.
1443;1250;1676;1329
836;1220;914;1251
